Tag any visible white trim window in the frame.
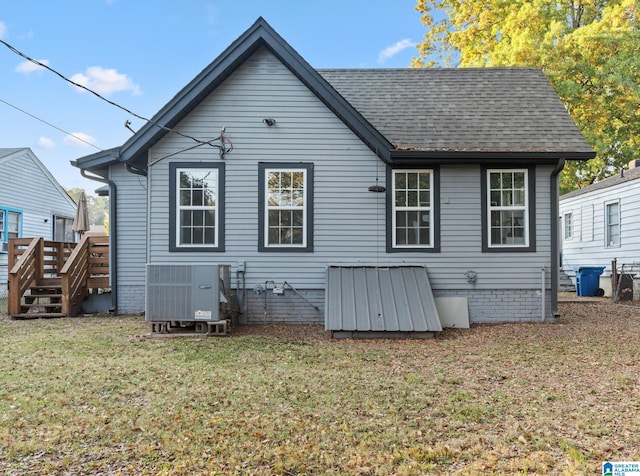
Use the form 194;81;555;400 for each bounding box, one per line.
392;169;433;248
176;167;219;247
265;168;307;247
605;200;620;248
564;212;573;240
488;169;529;247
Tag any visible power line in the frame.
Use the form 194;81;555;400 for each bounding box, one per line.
0;38;219;148
0;97;103;150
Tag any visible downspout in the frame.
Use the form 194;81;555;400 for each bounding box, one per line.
80;169;118;313
550;159;565;319
541;265;546;323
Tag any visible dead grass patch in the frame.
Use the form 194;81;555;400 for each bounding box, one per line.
1;302;639;474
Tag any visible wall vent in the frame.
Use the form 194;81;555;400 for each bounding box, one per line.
146;264;230;322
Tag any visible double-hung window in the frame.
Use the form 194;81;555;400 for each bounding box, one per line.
605;201;620;248
169;162;225;252
258;163;313;252
482;167;535;251
564;212;573;240
391;169;435;249
0;208;21;252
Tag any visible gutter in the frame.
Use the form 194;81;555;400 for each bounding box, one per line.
126;162;148;177
550;158;566;318
80;169;118;314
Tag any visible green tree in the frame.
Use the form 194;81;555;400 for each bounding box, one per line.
414;0;640;193
65;188;109;227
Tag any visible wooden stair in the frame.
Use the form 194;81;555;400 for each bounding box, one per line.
12;279;66;319
8;236;110;319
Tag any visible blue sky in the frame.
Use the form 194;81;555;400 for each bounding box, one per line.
0;1;427;194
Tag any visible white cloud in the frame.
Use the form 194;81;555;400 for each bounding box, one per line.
70;66;141;96
377;39;416;64
14;59;50;74
64;132;97;147
0;21;7;39
38;137;55;149
206;4;220;24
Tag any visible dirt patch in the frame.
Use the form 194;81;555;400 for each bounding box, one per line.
231;322;329;340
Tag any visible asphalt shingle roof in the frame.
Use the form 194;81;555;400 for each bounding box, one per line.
0;148;26;160
319;68;593;155
561;163;640;200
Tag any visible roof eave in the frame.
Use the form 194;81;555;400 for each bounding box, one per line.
389;149;596;165
71;147;120;177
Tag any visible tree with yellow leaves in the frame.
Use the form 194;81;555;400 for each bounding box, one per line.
414;0;640;193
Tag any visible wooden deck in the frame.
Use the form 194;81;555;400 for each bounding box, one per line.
7;236;110;318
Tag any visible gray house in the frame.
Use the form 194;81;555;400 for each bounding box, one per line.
1;148;78;294
560;160;640;296
72;18;594;331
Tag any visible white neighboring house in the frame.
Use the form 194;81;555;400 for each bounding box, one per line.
0;148;78;296
560;160;640;294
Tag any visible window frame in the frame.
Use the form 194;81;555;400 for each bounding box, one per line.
0;207;23;252
169;162;225;252
387;167;440;252
563;212;573;240
258;162;314;252
54;215;76;242
481;166;536;252
604;200;620;248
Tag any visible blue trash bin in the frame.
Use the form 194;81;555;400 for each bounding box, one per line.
576;266;606;296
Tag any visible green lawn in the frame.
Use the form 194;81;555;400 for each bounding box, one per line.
1;302;639;475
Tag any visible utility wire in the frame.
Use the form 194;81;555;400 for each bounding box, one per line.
0;97;103;151
0;38;218;148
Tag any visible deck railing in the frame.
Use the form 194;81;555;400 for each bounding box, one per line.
8;238;43;316
8;236;109;317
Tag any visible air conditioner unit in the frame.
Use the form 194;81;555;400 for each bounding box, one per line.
0;242;8;253
146;264;230;322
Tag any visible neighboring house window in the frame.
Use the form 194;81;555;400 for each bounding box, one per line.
605;201;620;248
0;208;22;252
169;162;225;252
258;163;313;252
54;216;75;242
482;167;536;252
392;169;434;248
564;212;573;240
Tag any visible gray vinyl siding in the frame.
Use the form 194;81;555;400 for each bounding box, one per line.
110;163;147;313
560;176;640;274
141;47;553;307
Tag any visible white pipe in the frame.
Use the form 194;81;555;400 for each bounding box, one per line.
541;265;546;323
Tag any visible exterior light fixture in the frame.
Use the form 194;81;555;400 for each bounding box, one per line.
368;184;386;192
262;118;276;126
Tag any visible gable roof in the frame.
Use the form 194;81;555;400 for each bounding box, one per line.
72;17;594;175
0;148;24;160
0;147;77;208
561;164;640;200
73;17;391;174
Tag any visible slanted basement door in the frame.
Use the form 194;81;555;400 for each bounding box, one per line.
325;265;442;339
